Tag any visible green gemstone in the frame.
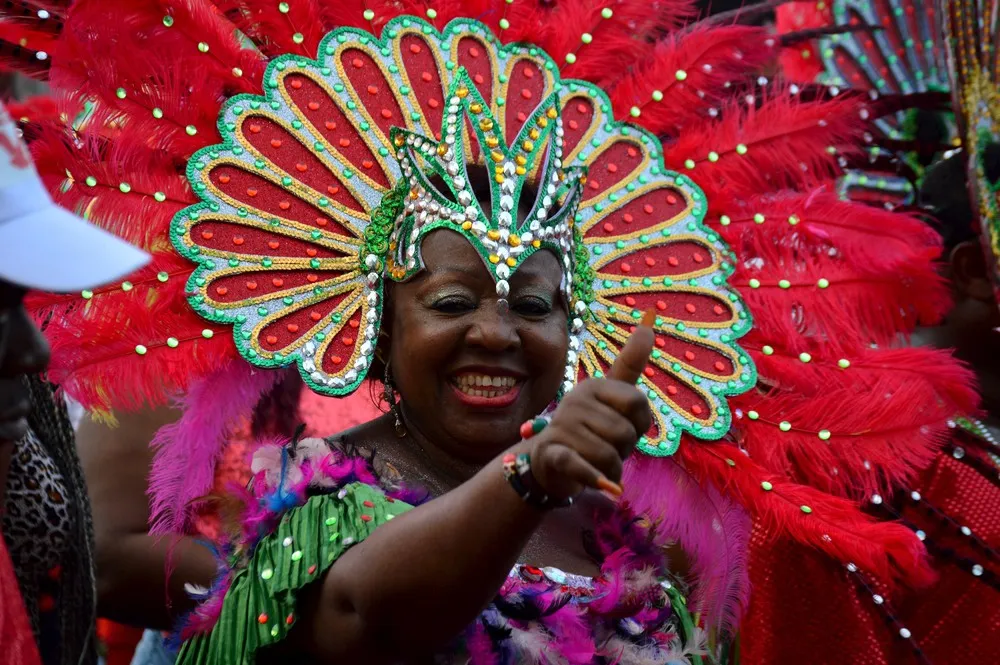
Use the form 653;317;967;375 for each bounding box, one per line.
760;481;773;491
81;290;94;300
135;344;148;355
800;505;813;514
85;176;97;187
162;15;174;27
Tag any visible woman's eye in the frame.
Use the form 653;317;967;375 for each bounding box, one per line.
431;296;476;313
512;297;552;317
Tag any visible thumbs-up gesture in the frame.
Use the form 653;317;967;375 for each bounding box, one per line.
528;319;654;501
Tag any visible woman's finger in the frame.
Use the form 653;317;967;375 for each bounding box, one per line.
608;310;655;384
534;442;618;497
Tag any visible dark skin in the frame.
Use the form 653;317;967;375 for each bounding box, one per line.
76;406;218;627
275;229;654;664
0;281;50;508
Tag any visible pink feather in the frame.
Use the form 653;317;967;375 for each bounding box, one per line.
148;361;284;535
622;455;751;634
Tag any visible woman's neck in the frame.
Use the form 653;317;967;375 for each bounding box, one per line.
392;405;488;491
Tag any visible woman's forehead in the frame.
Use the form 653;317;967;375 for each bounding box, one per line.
420;229;561;282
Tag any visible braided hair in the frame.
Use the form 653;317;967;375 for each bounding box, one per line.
22;374;97;665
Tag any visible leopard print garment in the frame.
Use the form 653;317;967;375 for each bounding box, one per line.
2;428;73;665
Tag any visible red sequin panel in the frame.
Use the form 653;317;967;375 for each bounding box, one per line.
599;240;716;278
209;164;355;238
581;187;688;239
605;291;736;327
339;48;406;141
582;141;646;201
204;269;347;304
321;306;364;374
401;33;446;139
604;317;737;381
836;10;896;92
238;115;364;216
283;73;390;189
641;357;714;422
189;221;347;258
560;97;596;156
504;59;546;141
258;288;353;351
455;35;494;163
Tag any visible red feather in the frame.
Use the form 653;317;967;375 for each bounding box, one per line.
708;190;943;270
40;295;236;414
663;89;865;199
30;125;194;249
609;25;776;136
211;0;325;57
540;0;695;87
748;344;978;417
730;377;965;499
730;232;949;352
315;0;378;31
59;0;266;100
677;442;935;588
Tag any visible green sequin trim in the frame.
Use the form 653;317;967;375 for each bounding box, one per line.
176;484;411;665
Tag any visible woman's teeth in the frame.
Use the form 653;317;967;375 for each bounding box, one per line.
453;374;518;397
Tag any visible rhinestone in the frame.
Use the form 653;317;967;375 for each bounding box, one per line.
915;530;926;541
961;526;972;536
953;446;966;459
910;491;921;501
972;564;984;576
872;594;883;604
846;563;858;572
899;628;911;639
870;494;883;505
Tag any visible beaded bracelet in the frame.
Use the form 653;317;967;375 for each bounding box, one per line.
502;451;573;510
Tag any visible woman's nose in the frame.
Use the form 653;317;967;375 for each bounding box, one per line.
465;300;520;351
0;309;51;378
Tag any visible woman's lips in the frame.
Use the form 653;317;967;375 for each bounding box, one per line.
450;372;523;407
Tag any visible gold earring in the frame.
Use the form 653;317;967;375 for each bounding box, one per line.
383;358;406;438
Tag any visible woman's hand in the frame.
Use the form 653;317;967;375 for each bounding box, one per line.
529;324;654;500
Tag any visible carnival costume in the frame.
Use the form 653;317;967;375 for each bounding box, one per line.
0;1;982;663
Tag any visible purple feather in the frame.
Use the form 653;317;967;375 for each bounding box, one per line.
148;361;283;535
622;455;751;634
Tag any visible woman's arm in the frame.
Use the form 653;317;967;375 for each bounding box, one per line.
77;407;218;628
297;443;543;662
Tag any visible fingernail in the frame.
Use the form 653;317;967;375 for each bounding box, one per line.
640;308;656;328
596;476;623;497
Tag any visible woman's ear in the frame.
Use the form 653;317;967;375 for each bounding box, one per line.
949;240;995;302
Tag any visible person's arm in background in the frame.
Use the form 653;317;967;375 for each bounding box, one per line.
77;407;217;628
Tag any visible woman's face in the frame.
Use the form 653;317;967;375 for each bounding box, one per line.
387;230;568;463
0;280;49;444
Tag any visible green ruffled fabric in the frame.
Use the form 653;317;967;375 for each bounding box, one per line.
176;482;411;665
